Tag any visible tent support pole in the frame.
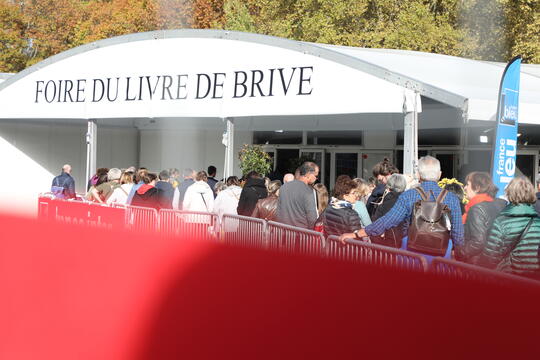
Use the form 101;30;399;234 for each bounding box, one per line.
403;93;418;177
85;119;97;192
225;117;235;179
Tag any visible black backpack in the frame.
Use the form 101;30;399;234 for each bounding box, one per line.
407;188;450;256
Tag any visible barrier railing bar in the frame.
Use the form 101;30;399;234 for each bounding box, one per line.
430;257;540;288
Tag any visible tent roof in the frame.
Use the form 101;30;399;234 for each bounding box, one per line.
319;44;540;123
0;29;538;123
0;73;12;84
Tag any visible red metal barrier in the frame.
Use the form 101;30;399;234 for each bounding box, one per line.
125;205;158;232
267;221;325;256
326;236;428;272
430;257;540;288
86;203;126;230
38;196;126;230
159;209;217;241
222;214;267;249
37;195;54;220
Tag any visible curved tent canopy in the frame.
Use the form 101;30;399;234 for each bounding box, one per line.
0;30;539;123
0;30;422;120
319;45;540;124
0;73;12;85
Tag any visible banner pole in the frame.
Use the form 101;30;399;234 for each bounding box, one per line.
490;56;521;198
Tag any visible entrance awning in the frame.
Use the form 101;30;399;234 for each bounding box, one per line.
0;30;420;120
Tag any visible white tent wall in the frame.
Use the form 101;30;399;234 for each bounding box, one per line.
363;131;396;149
138;127;251;177
0;120;138;215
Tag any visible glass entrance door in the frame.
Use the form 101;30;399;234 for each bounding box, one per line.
360;152;393;180
432;151;457;179
330;151;393;190
516;150;538;184
335;153;359;180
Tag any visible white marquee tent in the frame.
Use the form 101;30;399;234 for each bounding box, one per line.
0;30;539;214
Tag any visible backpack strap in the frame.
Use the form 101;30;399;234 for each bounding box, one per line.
199;192;209;212
436;189;448;204
414;187;428;201
505;216;534;260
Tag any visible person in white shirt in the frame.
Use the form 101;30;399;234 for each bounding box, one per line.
214;176;242;219
214;176;243;232
183;171;214;213
106;171;134;205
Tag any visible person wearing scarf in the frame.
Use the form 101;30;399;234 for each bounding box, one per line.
460;172;506;264
131;173;161;210
321;177;362;238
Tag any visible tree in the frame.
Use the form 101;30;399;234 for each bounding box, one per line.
238;144;272;176
1;0;539;74
21;0;87;66
81;0;158;43
503;0;540;63
193;0;224;28
457;0;509;61
360;0;469;56
155;0;194;29
222;0;256;32
0;1;28;72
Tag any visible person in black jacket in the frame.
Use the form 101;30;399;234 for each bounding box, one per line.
155;170;174;209
237;171;268;216
323;177;362;237
460;172;506;264
132;173;162;210
366;158;398;217
51;164;76;199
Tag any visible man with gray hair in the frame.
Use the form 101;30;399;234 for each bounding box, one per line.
276;162;319;229
283;173;295;183
345;156;464;257
173;168;196;210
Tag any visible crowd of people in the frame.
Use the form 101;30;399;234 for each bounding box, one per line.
51;155;540;279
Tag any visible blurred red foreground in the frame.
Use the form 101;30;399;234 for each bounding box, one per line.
1;212;540;360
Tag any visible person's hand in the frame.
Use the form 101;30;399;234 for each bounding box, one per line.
357;229;367;238
339;233;355;244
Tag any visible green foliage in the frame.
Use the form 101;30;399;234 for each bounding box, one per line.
0;0;539;74
221;0;540;63
238;144;272;176
222;0;256;32
502;0;540;63
458;0;509;61
361;0;470;56
0;1;28;72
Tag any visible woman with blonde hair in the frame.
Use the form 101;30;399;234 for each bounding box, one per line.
313;183;329;216
252;180;282;221
352;178;372;228
107;171;135;205
479;176;540;278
